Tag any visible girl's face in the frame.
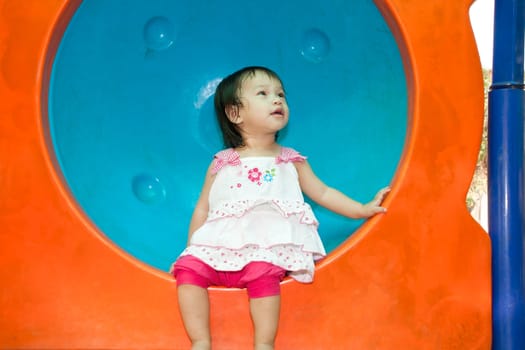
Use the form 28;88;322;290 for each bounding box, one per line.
228;71;289;138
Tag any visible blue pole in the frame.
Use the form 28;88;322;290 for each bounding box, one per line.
489;0;525;348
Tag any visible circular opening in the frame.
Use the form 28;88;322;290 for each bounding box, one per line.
48;0;407;271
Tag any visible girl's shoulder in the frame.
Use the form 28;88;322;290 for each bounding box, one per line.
211;148;240;174
276;146;307;164
214;148;237;160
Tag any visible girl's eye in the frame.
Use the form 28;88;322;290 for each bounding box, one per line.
257;91;267;96
278;92;285;98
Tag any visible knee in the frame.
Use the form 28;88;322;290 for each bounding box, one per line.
190;339;212;350
254;340;275;350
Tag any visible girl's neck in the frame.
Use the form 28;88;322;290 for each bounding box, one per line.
236;138;280;157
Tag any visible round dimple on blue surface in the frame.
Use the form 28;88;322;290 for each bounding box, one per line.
132;173;166;204
144;16;174;51
48;0;407;271
301;28;331;63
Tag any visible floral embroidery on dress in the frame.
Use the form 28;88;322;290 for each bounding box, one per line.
247;167;276;185
263;169;276;183
248;167;262;184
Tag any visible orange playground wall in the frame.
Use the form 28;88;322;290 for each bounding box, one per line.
0;0;491;348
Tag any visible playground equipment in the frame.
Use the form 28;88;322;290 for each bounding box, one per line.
1;0;505;348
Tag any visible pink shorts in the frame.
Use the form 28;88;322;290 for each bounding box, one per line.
172;255;286;299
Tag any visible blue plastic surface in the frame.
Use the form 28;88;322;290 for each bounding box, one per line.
48;0;407;271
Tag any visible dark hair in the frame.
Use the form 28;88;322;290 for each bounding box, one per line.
214;66;284;148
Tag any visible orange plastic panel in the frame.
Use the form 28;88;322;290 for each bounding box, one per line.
0;0;490;349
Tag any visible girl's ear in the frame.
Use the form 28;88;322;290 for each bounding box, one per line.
225;105;242;124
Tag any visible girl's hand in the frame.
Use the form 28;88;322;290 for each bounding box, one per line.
363;186;391;217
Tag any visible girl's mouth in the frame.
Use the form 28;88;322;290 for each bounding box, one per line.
271;109;284;116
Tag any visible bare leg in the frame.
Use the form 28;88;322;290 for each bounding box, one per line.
250;295;281;350
177;284;211;350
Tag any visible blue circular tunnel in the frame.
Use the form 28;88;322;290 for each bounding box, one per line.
48;0;407;271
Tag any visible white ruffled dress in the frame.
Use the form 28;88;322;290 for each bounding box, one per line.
178;147;326;283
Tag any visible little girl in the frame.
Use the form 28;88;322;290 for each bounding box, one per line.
171;66;389;350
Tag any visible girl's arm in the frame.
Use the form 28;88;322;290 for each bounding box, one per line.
186;162;215;245
295;160;389;219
